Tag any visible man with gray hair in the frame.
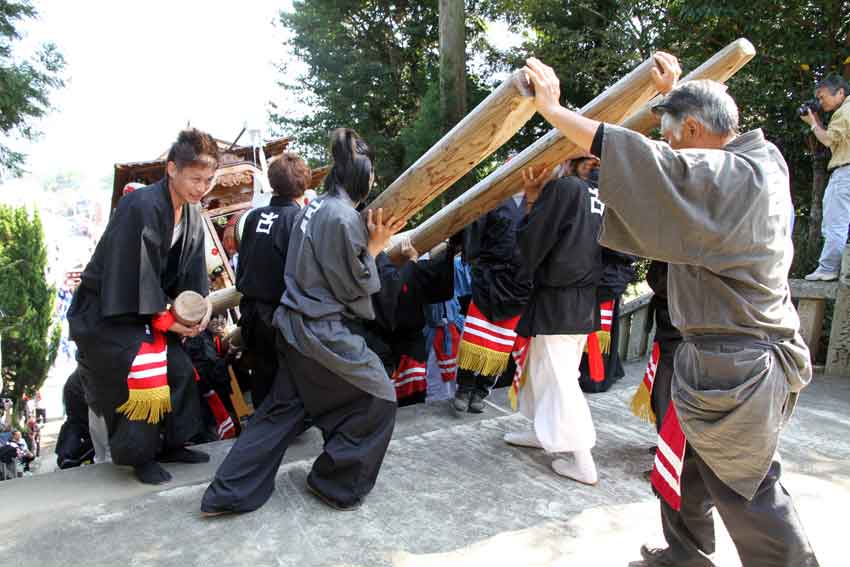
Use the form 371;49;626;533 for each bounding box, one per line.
801;75;850;281
522;53;819;566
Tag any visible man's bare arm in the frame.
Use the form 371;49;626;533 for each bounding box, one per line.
522;57;599;152
522;52;681;151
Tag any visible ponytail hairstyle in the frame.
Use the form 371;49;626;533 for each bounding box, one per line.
324;128;374;203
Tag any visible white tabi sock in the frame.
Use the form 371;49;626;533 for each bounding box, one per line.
552;449;598;485
503;430;543;449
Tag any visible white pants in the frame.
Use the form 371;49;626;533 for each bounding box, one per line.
817;164;850;273
519;334;596;453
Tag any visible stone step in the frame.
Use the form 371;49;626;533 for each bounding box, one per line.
0;364;847;566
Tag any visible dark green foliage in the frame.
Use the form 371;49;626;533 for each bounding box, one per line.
271;0;444;186
273;0;849;257
0;206;60;414
0;0;65;178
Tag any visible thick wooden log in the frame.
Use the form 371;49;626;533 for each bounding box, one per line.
395;39;756;258
826;244;850;377
366;69;536;222
210;286;242;315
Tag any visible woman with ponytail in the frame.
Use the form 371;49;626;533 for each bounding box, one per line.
203;129;405;514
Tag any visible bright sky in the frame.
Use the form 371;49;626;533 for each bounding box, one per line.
5;0;295;194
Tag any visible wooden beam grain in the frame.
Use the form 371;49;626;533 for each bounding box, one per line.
394;39;756;258
366;69;536;222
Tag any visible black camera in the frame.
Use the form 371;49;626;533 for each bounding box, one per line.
798;99;822;116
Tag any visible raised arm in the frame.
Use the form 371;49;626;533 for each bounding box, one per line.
521;52;682;151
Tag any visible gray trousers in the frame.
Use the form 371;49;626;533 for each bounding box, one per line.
816;164;850;273
653;340;818;566
662;448;819;567
202;336;397;513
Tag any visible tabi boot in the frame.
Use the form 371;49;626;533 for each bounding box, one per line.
503;430;543;449
552;449;598;485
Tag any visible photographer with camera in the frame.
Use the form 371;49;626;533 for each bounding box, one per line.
801;75;850;281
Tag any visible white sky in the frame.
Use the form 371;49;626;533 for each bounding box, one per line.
4;0;295;193
2;2;525;197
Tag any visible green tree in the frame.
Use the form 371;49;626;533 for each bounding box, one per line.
271;1;493;191
0;0;65;179
271;0;442;185
480;0;849;273
0;206;60;418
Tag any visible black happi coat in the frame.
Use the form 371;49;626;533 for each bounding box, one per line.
237;197;301;353
237;197;300;306
367;250;455;376
517;176;604;337
68;179;208;416
463;197;531;322
645;260;681;345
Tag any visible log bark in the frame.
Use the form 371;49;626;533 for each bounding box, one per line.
393;39;756;258
365;69;536;223
209;286;242;315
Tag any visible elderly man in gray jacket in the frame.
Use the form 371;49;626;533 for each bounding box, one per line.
521;54;819;567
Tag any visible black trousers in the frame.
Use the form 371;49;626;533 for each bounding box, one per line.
239;300;278;409
456;367;498;397
654;342;818;566
202;335;397;513
104;335;202;467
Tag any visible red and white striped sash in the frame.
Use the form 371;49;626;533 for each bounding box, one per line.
508;335;530;409
433;325;461;382
457;301;521;377
651;404;687;511
116;329;172;423
392;355;427;400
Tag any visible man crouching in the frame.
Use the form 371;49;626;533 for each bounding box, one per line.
68;129;217;485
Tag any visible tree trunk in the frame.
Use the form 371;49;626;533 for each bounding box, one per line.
807;149;828;257
439;0;467;203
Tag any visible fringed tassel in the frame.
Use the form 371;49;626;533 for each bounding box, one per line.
509;365;528;412
630;342;660;424
116;386;172;424
630;382;656;424
597;330;611;355
457;341;511;377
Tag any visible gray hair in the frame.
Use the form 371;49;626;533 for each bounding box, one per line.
652;79;739;137
816;75;849;97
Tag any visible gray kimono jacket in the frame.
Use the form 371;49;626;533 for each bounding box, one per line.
596;124;811;500
274;192;396;402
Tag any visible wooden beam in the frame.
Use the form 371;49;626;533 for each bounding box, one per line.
393;38;756;258
210;286;242;315
366;68;536;223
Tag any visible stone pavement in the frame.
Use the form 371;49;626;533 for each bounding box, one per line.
0;362;848;567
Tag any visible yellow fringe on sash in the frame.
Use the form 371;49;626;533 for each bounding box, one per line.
597;330;611;354
508;365;529;411
457;341;511;377
116;386;172;424
583;330;611;354
629;381;656;425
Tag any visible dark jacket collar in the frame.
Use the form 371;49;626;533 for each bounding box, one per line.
270;195;300;208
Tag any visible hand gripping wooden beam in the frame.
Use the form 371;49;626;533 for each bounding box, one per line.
390;38;756;260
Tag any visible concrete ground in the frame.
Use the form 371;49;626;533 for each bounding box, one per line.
1;362;848;567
